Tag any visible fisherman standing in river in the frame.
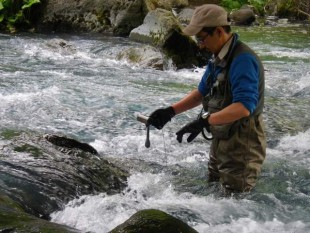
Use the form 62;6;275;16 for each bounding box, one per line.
147;4;266;194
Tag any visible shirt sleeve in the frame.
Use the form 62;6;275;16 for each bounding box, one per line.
229;53;260;114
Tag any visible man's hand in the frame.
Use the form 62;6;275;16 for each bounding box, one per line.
147;106;175;129
176;117;210;143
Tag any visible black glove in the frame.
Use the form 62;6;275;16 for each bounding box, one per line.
147;106;175;129
176;117;210;143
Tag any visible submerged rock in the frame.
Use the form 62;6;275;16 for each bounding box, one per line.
117;45;164;70
109;209;198;233
45;39;77;55
0;129;128;219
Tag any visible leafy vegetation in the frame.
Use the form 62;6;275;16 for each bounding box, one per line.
0;0;41;32
221;0;310;19
221;0;268;15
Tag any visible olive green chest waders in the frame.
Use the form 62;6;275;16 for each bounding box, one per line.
204;41;266;192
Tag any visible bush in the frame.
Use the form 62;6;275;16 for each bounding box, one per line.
221;0;268;15
0;0;41;32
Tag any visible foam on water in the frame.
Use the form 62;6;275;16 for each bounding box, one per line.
0;86;60;104
263;49;310;59
268;129;310;165
51;172;309;233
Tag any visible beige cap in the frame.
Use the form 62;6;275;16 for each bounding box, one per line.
183;4;230;36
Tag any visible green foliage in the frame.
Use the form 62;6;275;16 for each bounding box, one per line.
248;0;266;15
277;0;296;17
221;0;248;10
221;0;268;15
0;0;41;32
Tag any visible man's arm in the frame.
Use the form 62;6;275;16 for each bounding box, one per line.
208;102;250;125
172;89;203;115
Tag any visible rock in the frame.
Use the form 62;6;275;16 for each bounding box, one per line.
45;38;77;55
130;8;210;69
277;18;289;24
117;46;164;70
44;134;98;155
109;209;199;233
177;7;194;25
37;0;107;32
0;129;128;219
0;193;80;232
230;6;256;25
36;0;146;35
130;8;181;46
110;0;146;36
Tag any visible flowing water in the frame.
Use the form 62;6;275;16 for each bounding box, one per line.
0;25;309;232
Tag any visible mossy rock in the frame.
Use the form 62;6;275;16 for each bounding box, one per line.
0;193;79;233
109;209;198;233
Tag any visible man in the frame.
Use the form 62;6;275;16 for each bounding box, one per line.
147;4;266;193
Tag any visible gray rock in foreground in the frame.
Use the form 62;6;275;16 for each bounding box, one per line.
0;129;128;219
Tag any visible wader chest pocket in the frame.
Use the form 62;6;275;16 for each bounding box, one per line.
210;122;239;139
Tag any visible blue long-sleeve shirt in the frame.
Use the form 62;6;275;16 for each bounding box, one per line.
198;34;259;114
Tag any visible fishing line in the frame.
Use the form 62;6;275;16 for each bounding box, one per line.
161;128;168;165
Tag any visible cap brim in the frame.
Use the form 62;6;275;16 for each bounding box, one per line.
182;24;203;36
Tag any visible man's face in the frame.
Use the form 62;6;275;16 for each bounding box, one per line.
195;28;222;55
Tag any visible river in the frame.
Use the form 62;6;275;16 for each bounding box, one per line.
0;25;309;232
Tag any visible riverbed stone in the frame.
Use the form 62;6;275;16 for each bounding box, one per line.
117;46;164;70
109;209;199;233
0;129;128;219
230;5;256;25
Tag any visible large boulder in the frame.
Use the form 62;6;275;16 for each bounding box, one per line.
177;8;195;25
0;129;128;219
109;209;199;233
130;8;183;46
36;0;146;35
35;0;189;35
230;5;256;25
0;194;79;233
130;8;210;69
